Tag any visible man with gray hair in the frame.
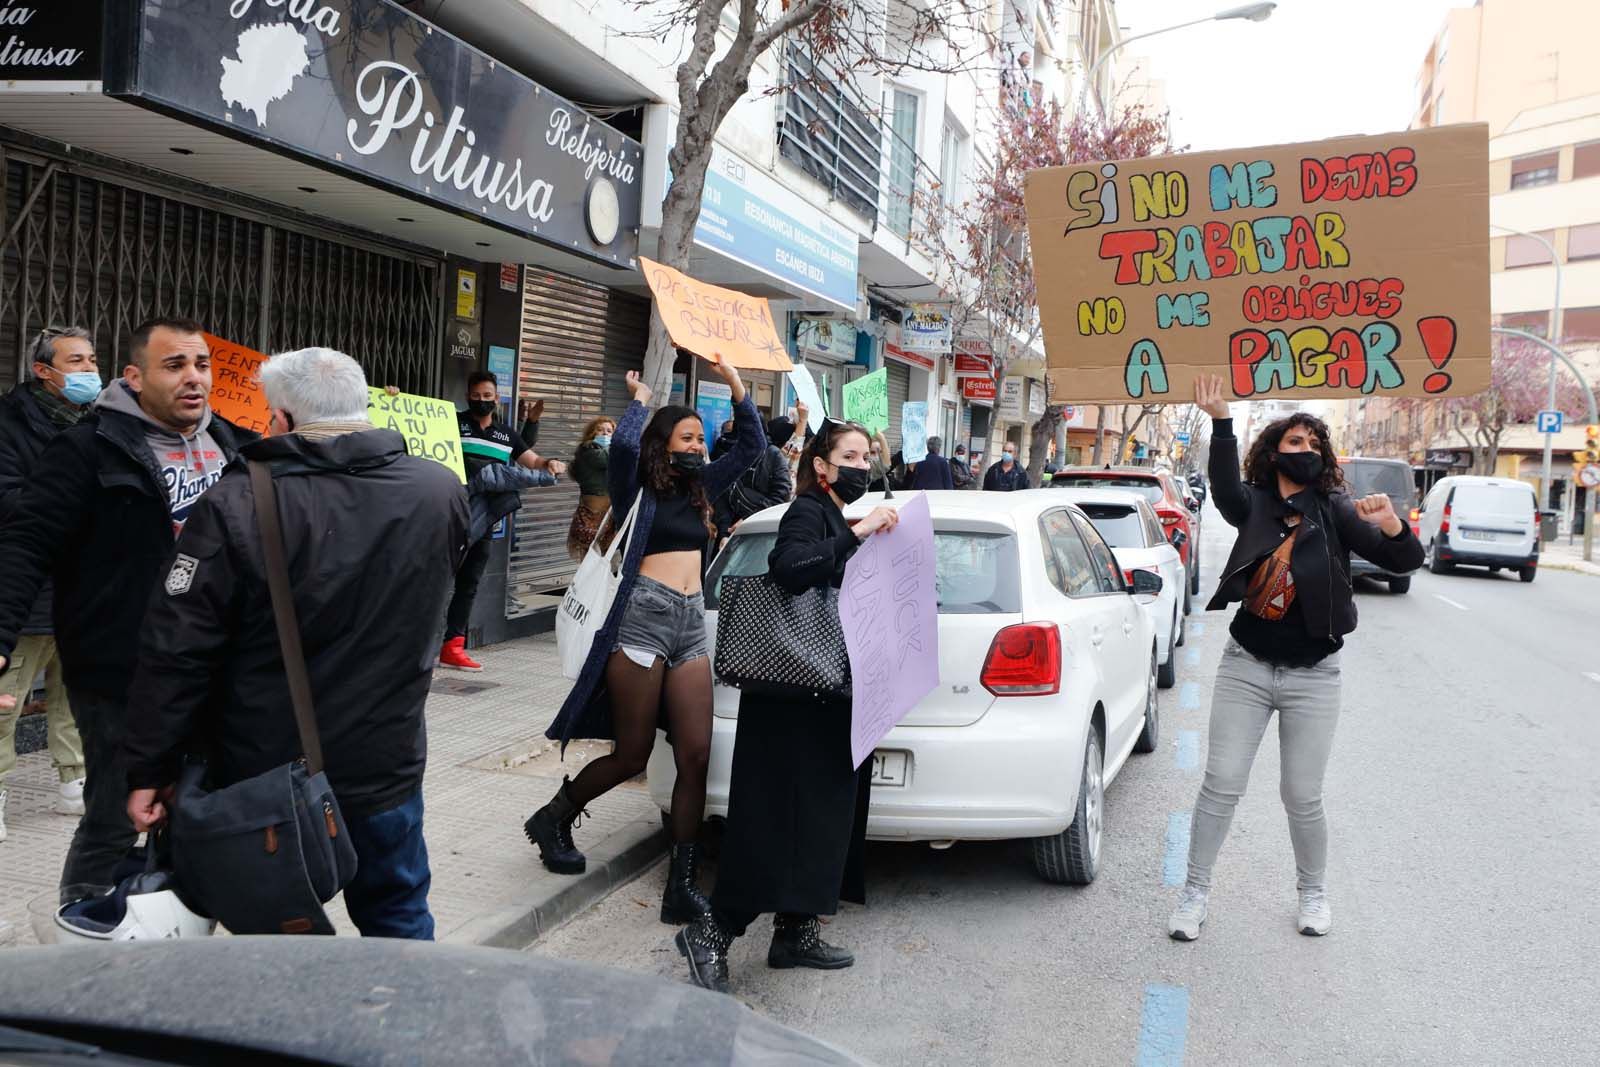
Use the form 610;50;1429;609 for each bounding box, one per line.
122;347;469;939
0;326;97;841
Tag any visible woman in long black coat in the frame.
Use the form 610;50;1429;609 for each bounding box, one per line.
676;418;901;994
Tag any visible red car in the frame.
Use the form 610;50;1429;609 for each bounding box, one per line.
1050;467;1201;607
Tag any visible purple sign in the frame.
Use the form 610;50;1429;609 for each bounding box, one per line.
840;493;939;770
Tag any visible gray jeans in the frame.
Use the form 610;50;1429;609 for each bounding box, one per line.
1186;640;1342;892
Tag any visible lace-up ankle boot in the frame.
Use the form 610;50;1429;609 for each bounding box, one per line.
523;776;587;874
768;914;854;970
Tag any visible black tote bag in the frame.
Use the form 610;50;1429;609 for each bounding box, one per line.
713;573;851;699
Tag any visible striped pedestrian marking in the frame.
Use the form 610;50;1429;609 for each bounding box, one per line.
1178;682;1202;710
1163;812;1190;886
1175;729;1200;771
1136;984;1191;1067
1182;647;1202;668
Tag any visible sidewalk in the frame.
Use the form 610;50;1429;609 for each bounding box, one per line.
1540;537;1600;577
0;634;665;948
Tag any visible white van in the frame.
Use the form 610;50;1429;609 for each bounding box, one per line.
1418;475;1540;582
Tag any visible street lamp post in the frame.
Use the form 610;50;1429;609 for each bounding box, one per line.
1490;225;1563;511
1077;3;1276;119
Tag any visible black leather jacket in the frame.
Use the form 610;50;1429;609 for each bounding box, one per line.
1206;418;1423;640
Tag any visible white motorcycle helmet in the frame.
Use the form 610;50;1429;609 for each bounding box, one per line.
54;871;215;943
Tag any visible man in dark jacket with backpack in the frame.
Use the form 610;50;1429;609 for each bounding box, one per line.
907;436;956;491
714;414;795;541
123;346;469;940
0;317;253;892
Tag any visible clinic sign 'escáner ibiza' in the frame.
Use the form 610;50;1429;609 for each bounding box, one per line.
107;0;642;266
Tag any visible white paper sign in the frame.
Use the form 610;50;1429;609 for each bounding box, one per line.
901;401;929;464
787;364;827;431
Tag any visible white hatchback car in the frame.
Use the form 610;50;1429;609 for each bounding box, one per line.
1418;475;1540;581
647;490;1161;885
1050;488;1187;689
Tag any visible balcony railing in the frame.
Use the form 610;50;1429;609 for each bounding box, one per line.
777;45;882;224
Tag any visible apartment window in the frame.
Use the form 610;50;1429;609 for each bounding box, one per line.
939;119;965;208
1574;141;1600;180
1497;310;1552;338
1510;151;1559;189
887;88;921;238
1504;230;1556;268
1564;306;1600;341
1568;222;1600;261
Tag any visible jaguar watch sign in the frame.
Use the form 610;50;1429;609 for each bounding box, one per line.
107;0;642;267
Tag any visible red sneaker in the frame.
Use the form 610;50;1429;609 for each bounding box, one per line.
438;635;483;672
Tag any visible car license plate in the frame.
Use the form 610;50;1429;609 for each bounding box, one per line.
870;750;908;787
1462;529;1499;541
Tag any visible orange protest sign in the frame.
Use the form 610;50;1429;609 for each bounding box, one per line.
639;257;793;371
205;333;270;436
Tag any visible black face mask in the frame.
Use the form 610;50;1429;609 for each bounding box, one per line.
669;451;706;475
467;399;497;418
829;464;871;504
1276;450;1324;486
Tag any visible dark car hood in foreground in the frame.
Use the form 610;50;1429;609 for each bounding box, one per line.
0;939;868;1067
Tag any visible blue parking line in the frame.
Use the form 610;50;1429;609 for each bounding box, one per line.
1188;620;1206;638
1182;647;1202;668
1175;730;1200;771
1178;682;1201;710
1136;984;1191;1067
1163;812;1190;886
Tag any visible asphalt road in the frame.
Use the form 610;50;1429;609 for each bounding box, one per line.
532;499;1600;1066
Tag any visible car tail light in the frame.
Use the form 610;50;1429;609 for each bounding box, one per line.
1440;502;1451;535
1156;506;1184;526
980;623;1061;696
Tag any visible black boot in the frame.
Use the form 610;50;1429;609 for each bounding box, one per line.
768;914;854;970
660;842;713;925
675;914;735;994
522;777;587;874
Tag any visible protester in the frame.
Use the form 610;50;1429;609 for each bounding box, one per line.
950;444;975;490
518;396;545;449
0;327;96;839
907;435;955;491
122;347;470;940
678;419;898;994
983;442;1030;491
0;317;253;892
1167;373;1423;943
528;360;764;928
713;414;794;542
440;371;565;672
566;415;615;560
776;404;809;486
710;419;737;462
866;431;894;494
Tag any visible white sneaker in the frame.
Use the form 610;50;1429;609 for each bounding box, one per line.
1298;888;1332;936
0;789;8;842
1167;884;1209;941
56;777;86;816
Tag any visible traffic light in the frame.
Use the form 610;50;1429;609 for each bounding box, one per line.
1585;424;1600;465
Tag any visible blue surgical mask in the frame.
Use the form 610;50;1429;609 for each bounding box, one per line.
59;371;101;405
592;435;611;448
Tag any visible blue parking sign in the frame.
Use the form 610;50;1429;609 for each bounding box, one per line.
1536;410;1564;434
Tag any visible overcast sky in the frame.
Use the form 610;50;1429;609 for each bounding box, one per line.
1111;0;1468;152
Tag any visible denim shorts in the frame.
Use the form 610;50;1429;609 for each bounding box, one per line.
614;575;708;669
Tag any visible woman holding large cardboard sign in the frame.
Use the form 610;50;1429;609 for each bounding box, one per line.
1168;374;1422;943
529;359;766;930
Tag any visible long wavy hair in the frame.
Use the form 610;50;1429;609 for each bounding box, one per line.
639;405;716;539
580;414;615;446
1242;412;1346;495
796;419;873;497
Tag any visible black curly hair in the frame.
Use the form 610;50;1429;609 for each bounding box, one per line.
1242;412;1346;495
639;404;716;539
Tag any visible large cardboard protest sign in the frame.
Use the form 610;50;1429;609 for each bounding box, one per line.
367;388;466;483
205;333;270;436
843;368;889;434
1023;124;1490;404
640;256;794;371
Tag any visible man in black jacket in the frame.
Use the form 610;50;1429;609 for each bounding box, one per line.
983;443;1030;491
124;346;469;939
0;317;253;891
713;415;795;541
907;436;955;491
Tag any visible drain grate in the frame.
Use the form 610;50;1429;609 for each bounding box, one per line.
430;677;503;696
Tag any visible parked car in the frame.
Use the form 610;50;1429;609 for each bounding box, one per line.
1049;466;1200;607
1051;488;1186;688
1187;472;1208;505
1418;475;1540;581
649;490;1161;886
1337;456;1421;594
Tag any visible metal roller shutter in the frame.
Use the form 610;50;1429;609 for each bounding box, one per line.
885;359;910;450
509;269;647;598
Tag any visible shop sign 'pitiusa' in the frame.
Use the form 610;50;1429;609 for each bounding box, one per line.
1023;124;1489;404
0;0;102;84
108;0;643;267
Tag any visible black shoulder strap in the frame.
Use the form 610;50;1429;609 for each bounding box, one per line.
248;460;324;775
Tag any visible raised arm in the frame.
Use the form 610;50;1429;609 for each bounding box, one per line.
1196;373;1250;528
703;361;768;498
607;372;652;509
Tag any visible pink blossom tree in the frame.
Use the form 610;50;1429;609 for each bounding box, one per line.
1442;337;1588;474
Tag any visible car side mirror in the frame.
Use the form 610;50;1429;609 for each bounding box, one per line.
1186;498;1199;512
1168;528;1187;549
1130;570;1163;596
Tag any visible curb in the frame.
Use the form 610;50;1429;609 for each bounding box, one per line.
443;810;668;950
1539;558;1600;576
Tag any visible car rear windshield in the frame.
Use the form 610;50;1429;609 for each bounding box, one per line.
1050;475;1164;503
1452;483;1535;515
1078;504;1146;548
706;528;1021;613
1343;460;1414;504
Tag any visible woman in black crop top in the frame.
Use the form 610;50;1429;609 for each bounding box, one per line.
525;360;766;930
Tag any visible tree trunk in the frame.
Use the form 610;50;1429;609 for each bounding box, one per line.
1090;404;1107;464
1026;408;1061;484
